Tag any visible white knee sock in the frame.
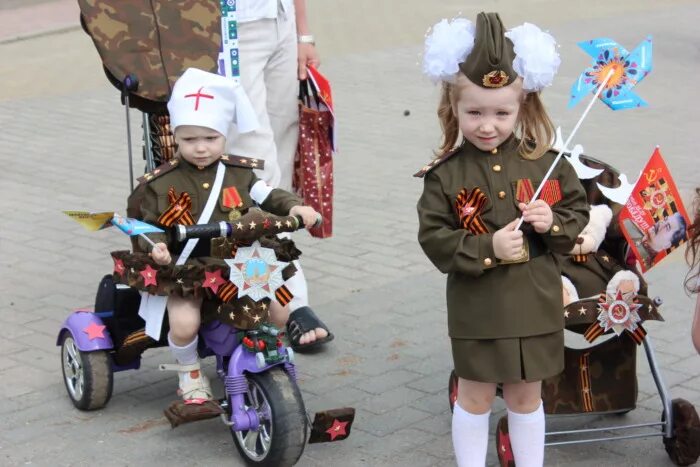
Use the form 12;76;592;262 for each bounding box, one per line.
507;401;545;467
452;402;490;467
168;334;198;365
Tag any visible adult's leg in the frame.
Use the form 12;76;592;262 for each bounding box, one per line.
226;19;282;188
263;5;299;193
502;380;545;467
453;378;496;467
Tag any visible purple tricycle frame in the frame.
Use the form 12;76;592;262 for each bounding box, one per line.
56;309;296;432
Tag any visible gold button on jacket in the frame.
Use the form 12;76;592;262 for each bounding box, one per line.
493;164;502;172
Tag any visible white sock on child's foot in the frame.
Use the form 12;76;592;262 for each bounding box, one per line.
168;335;200;390
507;400;545;467
168;334;199;365
452;402;490;467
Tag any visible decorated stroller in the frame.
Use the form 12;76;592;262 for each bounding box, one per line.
446;150;700;466
56;2;352;466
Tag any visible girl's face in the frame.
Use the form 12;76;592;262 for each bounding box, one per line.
455;77;523;152
175;125;226;168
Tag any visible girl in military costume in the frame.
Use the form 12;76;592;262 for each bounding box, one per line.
416;13;589;466
117;68;320;405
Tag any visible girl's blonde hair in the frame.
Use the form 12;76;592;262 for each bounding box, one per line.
437;76;555;160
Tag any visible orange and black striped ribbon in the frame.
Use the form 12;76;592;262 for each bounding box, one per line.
584;323;605;343
275;284;293;305
455;188;489;235
579;353;594;412
122;330;147;347
217;282;239;303
628;325;647;345
573;254;588;263
158;187;196;227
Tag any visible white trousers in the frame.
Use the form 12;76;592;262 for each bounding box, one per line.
227;8;299;192
227;7;309;310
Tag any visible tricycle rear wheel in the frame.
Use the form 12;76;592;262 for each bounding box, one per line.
60;334;113;410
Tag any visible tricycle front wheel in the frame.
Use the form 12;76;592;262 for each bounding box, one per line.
231;367;308;466
61;334;113;410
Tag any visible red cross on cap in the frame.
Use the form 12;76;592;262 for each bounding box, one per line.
184;86;215;111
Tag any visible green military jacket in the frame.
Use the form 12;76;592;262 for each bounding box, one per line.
130;154;301;256
416;138;589;339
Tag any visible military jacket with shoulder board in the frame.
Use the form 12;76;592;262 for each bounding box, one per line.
416;138;589;339
130;154;301;257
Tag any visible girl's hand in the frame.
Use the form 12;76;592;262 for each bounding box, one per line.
493;219;524;261
519;200;553;233
150;242;172;265
289;205;321;229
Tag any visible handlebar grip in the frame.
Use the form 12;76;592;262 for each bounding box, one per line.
176;222;230;242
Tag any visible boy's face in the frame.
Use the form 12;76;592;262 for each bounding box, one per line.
455;76;522;152
174;125;226;168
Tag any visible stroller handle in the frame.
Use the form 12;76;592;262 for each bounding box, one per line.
175;214;304;242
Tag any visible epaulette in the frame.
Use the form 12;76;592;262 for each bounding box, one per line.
413;147;461;178
137;158;180;184
221;154;265;170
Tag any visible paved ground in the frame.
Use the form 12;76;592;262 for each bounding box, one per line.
1;1;699;466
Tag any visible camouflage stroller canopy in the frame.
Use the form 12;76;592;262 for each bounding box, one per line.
79;0;222;112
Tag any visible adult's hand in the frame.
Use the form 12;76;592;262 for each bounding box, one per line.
298;43;320;80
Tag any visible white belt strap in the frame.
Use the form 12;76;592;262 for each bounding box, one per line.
176;162;226;265
140;162;226;339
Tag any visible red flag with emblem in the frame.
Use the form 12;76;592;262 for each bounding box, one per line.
618;148;690;273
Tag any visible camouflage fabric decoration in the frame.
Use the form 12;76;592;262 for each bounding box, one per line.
542;335;638;414
78;0;221;111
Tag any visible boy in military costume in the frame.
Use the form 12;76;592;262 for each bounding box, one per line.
116;68;320;407
416;13;589;466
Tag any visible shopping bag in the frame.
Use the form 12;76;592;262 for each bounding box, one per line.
293;72;334;238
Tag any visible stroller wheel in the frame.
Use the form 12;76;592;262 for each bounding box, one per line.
496;415;515;467
662;398;700;466
61;334;113;410
448;369;458;413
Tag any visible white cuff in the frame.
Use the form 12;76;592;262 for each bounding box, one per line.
250;180;274;205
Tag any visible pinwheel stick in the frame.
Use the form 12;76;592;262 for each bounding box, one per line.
139;233;157;249
515;68;615;231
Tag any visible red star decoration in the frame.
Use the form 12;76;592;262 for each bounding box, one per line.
140;264;158;287
202;269;226;294
83;322;106;340
326;419;349;441
262;218;271;229
113;257;125;275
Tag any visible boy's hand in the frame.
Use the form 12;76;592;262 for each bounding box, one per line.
519;200;553;233
289;205;321;229
150;242;172;265
493;219;524;261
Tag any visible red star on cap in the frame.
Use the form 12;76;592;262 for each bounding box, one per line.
83;322;106;340
326;419;349;441
113;257;125;275
202;269;226;294
140;264;158;287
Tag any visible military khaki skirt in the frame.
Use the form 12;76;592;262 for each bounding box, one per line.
451;330;564;383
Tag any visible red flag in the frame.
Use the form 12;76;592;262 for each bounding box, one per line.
618;148;690;273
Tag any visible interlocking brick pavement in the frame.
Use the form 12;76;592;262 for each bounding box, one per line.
1;1;699;466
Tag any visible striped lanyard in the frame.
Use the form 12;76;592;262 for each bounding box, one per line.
218;0;241;82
